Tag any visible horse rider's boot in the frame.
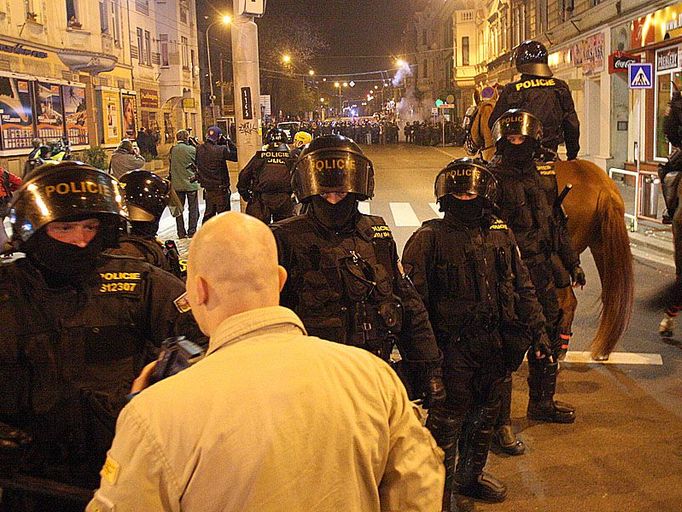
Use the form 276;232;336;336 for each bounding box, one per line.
493;375;525;456
454;402;507;503
426;408;461;512
527;359;576;424
660;169;680;224
659;312;675;338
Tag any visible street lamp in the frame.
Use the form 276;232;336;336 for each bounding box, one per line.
205;14;232;125
281;54;292;65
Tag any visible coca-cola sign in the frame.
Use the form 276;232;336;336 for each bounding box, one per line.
608;51;640;74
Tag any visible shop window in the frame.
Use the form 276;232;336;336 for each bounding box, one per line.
655;71;682;161
462;36;470;66
159;34;169;67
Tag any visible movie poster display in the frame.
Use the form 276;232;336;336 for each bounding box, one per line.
35;82;65;141
121;93;137;138
63;85;88;145
0;76;35;150
101;89;121;145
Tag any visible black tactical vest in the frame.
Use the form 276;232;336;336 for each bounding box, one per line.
275;214;403;359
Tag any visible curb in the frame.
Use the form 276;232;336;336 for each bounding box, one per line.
629;231;674;256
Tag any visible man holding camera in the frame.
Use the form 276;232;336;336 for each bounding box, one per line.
195;126;238;224
87;212;444;512
0;162;198;511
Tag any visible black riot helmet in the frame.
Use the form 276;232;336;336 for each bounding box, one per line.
435;158;498;207
492;109;543;145
119;170;171;222
292;134;374;202
514;40;553;78
266;128;288;145
8;161;127;247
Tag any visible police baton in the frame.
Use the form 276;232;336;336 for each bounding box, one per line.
554;183;573;208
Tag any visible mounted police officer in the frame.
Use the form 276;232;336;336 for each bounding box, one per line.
0;162;197;511
488;111;584;453
271;134;445;406
402;159;548;511
238;128;296;223
489;40;580;161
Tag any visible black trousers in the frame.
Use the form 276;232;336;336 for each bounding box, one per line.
202;188;231;224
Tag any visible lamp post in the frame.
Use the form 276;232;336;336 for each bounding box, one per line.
205;14;232;125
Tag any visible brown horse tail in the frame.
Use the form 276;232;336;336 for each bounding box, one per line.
591;187;634;358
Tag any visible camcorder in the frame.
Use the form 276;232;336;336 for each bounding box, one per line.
151;336;205;383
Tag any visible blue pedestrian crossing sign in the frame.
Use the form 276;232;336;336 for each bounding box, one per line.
628;63;653;89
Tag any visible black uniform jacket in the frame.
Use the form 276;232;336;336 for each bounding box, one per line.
489;74;580;159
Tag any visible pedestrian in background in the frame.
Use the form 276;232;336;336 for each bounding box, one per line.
109;139;145;179
169;129;199;238
87;212;444;512
195;126;237;224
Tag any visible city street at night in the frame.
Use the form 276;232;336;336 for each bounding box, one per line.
163;142;682;511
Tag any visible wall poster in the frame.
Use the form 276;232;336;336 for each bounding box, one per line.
63;85;88;145
35;81;65;141
0;76;35;150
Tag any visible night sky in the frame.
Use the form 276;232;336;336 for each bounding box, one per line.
204;0;418;76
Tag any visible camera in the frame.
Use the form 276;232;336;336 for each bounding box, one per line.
151;336;205;383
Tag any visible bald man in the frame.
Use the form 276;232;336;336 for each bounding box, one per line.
87;212;444;512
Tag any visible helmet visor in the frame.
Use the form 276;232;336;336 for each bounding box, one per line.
293;150;374;200
9;166;127;242
492;112;543;142
435;166;498;205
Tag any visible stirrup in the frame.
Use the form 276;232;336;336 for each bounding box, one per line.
659;314;675;338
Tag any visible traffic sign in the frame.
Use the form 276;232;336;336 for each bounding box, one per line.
628;63;653;89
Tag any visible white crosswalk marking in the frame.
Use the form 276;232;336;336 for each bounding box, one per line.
562;351;663;365
429;202;444;218
389;202;421;226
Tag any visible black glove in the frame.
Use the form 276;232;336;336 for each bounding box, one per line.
239;190;252;202
567;153;578;161
571;265;586;287
532;332;554;361
422;371;446;409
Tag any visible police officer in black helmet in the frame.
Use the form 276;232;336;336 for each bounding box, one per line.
488;111;584;447
402;159;548;511
237;128;295;223
107;169;173;272
489;40;580;161
0;162;197;511
271;134;445;406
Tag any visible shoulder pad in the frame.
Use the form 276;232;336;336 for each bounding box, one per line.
489;218;509;231
359;214;393;240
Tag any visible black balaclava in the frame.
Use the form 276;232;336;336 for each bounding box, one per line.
310;193;359;232
441;195;485;227
25;229;105;287
500;139;537;168
130;220;159;239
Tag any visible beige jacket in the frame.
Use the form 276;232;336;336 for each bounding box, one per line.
87;306;444;512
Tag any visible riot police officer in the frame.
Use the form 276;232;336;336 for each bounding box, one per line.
402;159;549;510
107;169;173;273
488;111;584;439
271;134;445;404
0;162;197;510
291;130;313;159
489;40;580;160
237;128;296;224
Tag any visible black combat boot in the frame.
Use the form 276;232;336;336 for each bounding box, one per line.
492;376;525;456
454;402;507;503
527;359;576;423
426;408;462;512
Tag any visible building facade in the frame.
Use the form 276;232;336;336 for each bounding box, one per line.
0;0;201;175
